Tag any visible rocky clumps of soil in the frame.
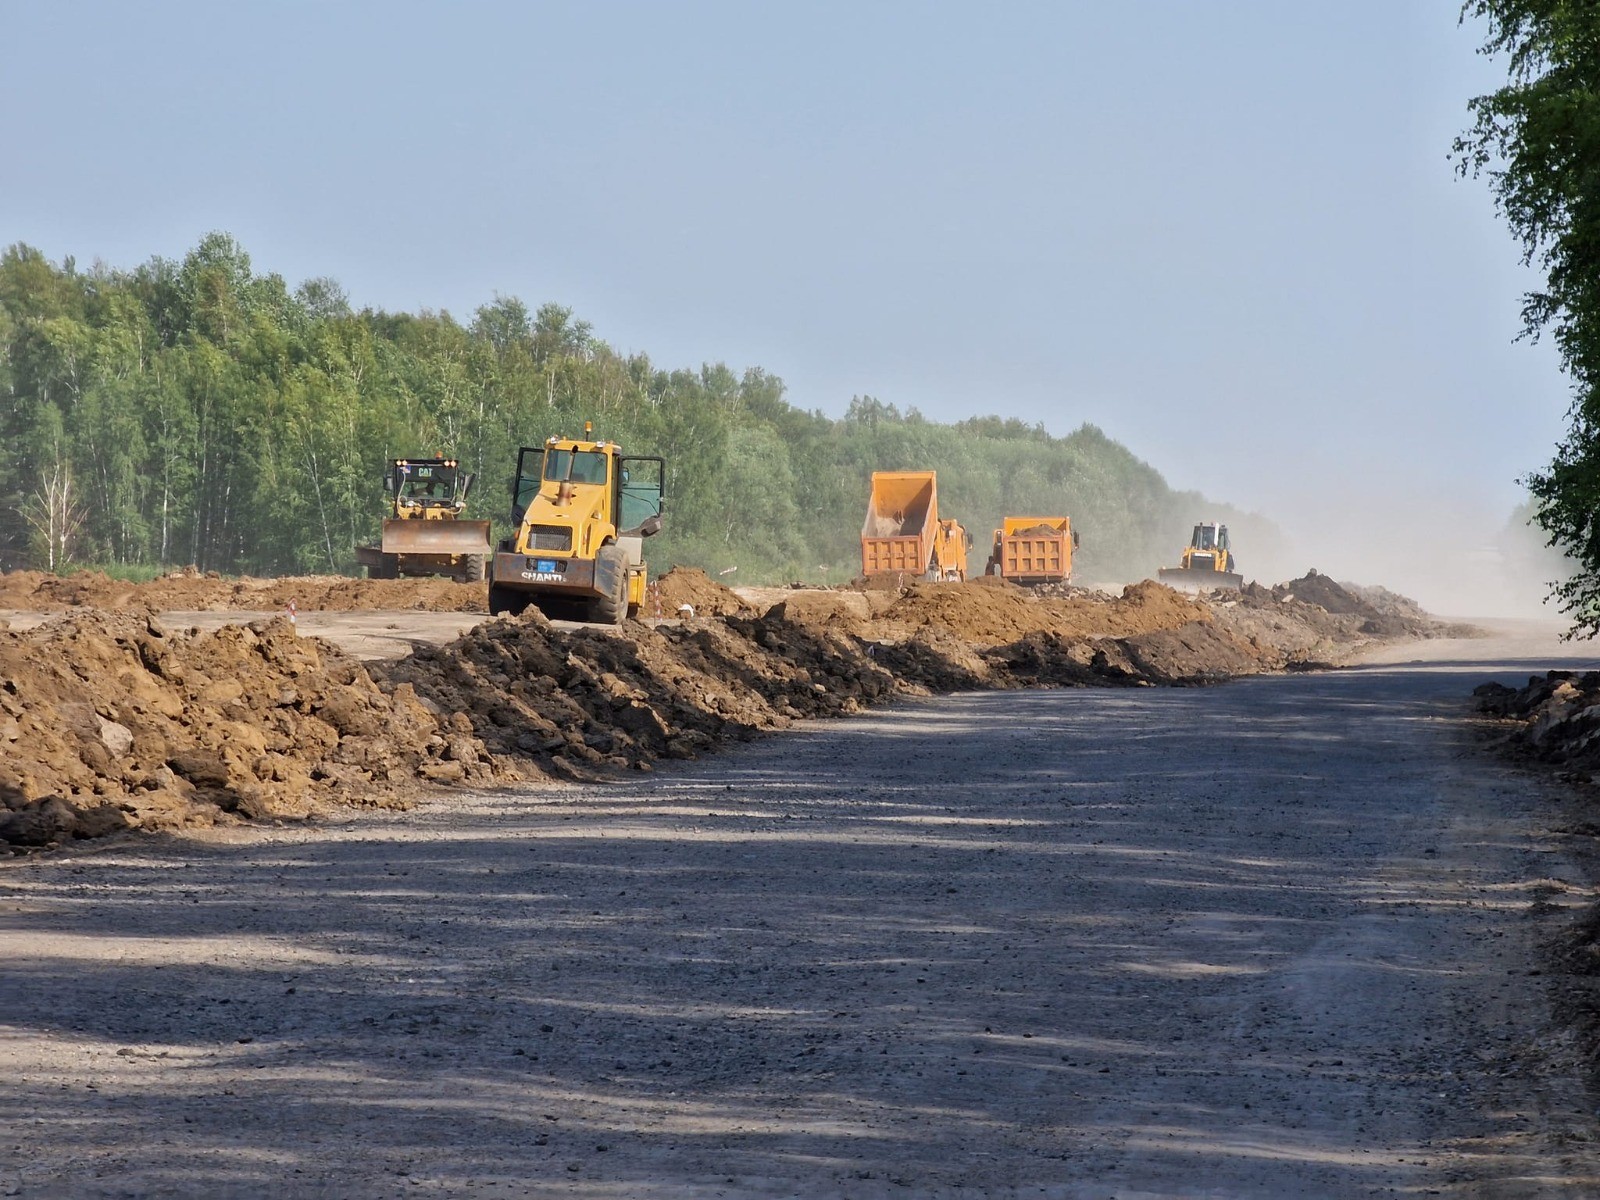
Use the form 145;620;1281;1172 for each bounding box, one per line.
857;579;1210;646
1221;572;1479;653
0;611;492;850
1474;671;1600;776
0;569;1473;853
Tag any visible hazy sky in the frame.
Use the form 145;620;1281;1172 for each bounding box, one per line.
0;1;1569;610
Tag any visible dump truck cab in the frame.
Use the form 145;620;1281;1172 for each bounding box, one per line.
488;429;664;623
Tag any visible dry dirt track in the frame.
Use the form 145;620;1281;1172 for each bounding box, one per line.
6;622;1600;1198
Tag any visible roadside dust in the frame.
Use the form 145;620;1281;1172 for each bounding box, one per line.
0;569;1470;851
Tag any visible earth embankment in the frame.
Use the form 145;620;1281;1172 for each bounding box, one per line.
0;568;1467;851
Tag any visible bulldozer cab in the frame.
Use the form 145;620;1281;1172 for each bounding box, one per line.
1186;523;1231;553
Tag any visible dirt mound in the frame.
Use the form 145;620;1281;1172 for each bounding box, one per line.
879;582;1053;644
768;591;873;628
1122;622;1268;683
379;609;899;775
652;567;749;617
0;561;1476;853
1232;575;1478;648
880;579;1207;646
0;569;488;614
1270;571;1376;617
1341;582;1429;621
0;612;492;849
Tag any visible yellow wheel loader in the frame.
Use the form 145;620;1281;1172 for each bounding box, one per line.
487;426;665;624
1158;521;1243;591
354;457;492;582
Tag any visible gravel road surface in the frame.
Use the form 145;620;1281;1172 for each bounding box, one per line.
5;621;1600;1198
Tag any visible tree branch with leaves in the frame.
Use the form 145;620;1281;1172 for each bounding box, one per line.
1456;1;1600;633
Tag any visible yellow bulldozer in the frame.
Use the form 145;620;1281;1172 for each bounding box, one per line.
1158;521;1243;591
354;457;492;582
487;425;665;623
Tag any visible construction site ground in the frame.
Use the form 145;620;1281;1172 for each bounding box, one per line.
6;570;1600;1194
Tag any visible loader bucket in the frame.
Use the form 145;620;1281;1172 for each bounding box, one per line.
380;518;493;557
1157;567;1243;592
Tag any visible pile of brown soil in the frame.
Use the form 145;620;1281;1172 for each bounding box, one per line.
0;569;487;613
1342;582;1430;621
0;612;493;849
879;579;1207;646
1269;571;1376;617
381;610;901;780
1230;575;1478;647
0;567;1480;853
651;567;749;617
766;591;873;629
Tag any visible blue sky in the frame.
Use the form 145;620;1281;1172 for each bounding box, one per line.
0;1;1567;607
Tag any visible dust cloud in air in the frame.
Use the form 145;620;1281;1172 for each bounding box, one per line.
1253;487;1573;623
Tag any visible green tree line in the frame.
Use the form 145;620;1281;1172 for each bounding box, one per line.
0;234;1278;585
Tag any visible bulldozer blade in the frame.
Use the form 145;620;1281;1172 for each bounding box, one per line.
1157;567;1243;592
380;519;493;558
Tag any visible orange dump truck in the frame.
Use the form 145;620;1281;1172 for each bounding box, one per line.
985;516;1078;585
860;471;970;581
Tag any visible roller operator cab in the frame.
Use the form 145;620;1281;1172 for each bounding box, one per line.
487;429;665;624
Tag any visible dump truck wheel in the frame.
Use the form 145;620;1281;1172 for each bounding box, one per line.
591;545;627;625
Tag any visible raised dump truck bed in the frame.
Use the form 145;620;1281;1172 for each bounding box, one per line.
859;471;970;580
861;471;938;577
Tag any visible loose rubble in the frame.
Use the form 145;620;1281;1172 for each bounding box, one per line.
1475;671;1600;776
0;569;1472;851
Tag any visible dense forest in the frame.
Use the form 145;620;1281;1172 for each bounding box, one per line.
0;234;1279;585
